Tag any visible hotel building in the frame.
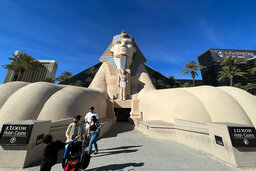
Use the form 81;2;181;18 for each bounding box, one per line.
4;50;58;83
198;49;256;86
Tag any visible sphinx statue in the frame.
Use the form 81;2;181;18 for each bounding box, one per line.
89;30;154;100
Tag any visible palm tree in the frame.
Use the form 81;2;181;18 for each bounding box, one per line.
151;72;163;89
85;67;98;84
56;71;73;84
3;53;40;81
168;76;181;88
3;56;22;81
18;54;40;81
156;79;164;89
234;83;243;89
249;61;256;75
217;56;247;86
250;67;256;75
168;76;176;88
182;82;192;87
85;77;93;85
234;83;256;95
151;78;157;88
181;60;204;87
72;80;83;87
41;78;55;83
244;83;256;95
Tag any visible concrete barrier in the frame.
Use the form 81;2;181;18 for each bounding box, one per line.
133;118;256;168
0;120;51;168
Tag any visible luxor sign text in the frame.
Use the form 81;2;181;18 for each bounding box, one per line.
233;128;254;138
0;124;33;145
4;125;27;136
229;127;256;147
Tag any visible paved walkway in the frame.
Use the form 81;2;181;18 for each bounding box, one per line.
24;122;249;171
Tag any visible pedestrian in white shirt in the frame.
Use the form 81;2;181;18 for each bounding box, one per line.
84;106;98;130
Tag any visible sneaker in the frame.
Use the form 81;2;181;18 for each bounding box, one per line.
93;151;98;155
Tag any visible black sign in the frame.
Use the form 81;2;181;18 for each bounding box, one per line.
228;127;256;147
36;134;44;145
0;124;33;146
215;135;224;146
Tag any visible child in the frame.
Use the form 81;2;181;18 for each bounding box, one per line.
64;153;79;171
40;134;66;171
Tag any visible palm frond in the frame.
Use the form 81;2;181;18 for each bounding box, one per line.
249;67;256;74
218;70;228;81
235;71;247;79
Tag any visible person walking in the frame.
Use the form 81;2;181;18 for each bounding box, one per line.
88;115;102;155
84;106;98;131
66;115;85;143
40;134;66;171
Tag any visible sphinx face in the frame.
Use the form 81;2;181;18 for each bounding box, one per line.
111;38;136;69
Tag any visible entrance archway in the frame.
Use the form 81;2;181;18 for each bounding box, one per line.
114;108;131;121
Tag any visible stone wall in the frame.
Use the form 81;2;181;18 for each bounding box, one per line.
133;118;256;167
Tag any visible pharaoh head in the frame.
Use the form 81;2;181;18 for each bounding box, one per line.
111;30;137;69
120;69;126;75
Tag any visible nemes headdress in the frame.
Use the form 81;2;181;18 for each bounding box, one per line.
99;31;146;76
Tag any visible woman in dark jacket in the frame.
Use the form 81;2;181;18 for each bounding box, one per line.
88;115;102;155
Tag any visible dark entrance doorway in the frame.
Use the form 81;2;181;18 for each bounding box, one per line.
114;108;131;121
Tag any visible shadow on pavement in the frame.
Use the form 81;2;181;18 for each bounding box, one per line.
86;162;144;171
92;145;142;158
27;149;65;168
99;145;142;151
102;120;135;139
93;149;138;158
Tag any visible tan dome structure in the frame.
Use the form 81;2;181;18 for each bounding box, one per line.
0;82;108;129
0;81;29;109
138;86;254;126
37;86;107;120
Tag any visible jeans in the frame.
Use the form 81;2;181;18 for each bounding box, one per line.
88;132;99;155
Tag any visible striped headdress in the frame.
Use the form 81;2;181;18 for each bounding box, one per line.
99;32;146;76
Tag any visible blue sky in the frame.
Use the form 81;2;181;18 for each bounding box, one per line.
1;0;256;83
